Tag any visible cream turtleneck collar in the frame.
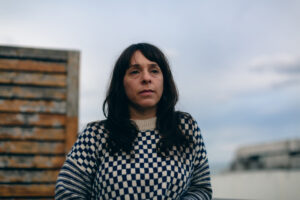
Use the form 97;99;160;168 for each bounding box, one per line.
131;117;157;131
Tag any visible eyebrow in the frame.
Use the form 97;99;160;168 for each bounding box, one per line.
129;64;140;68
129;63;159;68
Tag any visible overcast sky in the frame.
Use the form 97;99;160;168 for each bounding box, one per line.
1;0;299;172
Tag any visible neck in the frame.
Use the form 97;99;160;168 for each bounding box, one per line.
129;106;157;120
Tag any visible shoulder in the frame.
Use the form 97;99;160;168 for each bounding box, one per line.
177;111;201;140
177;111;199;130
78;120;109;143
68;120;109;157
66;120;109;175
84;120;107;133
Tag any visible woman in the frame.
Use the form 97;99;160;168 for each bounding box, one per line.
55;43;212;199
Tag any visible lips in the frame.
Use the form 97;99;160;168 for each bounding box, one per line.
139;89;154;95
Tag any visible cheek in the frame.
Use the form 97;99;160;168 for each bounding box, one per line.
159;78;164;94
123;82;130;97
123;80;135;99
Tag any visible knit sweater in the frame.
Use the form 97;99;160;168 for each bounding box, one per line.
55;113;212;199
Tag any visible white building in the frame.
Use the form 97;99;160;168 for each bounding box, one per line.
211;139;300;200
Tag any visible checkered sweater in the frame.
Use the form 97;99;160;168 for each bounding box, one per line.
55;114;212;199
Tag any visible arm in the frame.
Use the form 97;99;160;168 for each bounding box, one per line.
55;122;101;199
181;119;212;200
55;159;92;199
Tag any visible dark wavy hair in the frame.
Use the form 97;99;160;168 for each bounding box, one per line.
103;43;190;156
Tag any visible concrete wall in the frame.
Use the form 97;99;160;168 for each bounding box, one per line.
211;170;300;200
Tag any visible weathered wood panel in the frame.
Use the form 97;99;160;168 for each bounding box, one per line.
0;127;64;141
0;155;65;168
0;85;66;100
66;116;78;152
0;45;79;199
0;184;55;197
0;170;59;182
0;59;66;72
0;141;65;154
0;45;68;61
0;113;66;126
65;51;80;152
0;71;66;87
0;99;66;113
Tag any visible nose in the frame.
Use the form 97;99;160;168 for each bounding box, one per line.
141;71;151;84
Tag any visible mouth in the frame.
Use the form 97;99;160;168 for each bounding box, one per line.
139;89;154;95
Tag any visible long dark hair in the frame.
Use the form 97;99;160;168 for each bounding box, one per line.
103;43;190;156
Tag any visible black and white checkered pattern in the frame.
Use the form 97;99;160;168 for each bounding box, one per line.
56;114;212;200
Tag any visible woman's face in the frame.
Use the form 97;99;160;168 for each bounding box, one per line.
123;50;164;118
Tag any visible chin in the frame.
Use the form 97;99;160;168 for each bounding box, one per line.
139;104;157;109
137;102;158;109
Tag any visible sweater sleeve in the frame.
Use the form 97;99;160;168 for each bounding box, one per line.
181;117;212;200
55;122;102;199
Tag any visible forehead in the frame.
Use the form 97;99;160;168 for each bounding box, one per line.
130;50;157;65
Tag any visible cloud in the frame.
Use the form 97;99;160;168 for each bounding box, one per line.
272;78;300;89
202;54;300;102
247;54;300;89
250;54;300;74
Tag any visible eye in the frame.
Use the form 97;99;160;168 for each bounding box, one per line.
151;69;160;74
129;70;139;75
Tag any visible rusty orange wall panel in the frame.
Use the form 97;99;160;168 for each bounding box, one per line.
0;99;66;113
0;45;80;199
0;170;60;182
0;155;65;168
0;184;55;197
0;113;67;126
0;127;65;141
0;71;67;87
0;58;67;73
0;85;67;99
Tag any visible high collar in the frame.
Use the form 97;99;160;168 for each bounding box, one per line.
131;117;157;131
